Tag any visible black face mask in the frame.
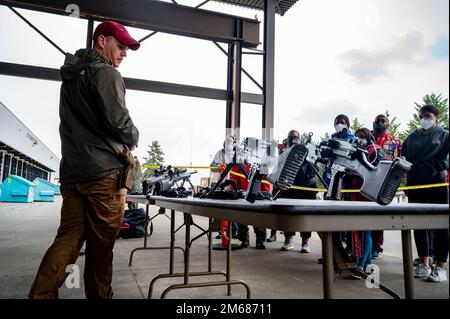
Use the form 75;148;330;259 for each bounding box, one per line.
373;122;386;136
288;136;300;147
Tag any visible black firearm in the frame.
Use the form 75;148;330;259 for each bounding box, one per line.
142;166;171;195
142;165;197;196
245;141;308;203
302;136;412;205
244;135;412;205
202;136;316;203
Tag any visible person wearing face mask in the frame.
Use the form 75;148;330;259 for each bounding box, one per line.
231;163;269;250
372;114;402;160
210;136;239;241
345;128;382;278
370;114;402;258
273;130;318;253
401;104;449;283
322;114;355;193
321;115;356;254
332;114;354;140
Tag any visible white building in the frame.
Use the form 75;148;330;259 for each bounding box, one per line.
0;101;59;188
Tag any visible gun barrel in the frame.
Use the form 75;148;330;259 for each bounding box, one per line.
172;170;197;182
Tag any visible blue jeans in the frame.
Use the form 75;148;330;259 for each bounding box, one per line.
356;231;372;270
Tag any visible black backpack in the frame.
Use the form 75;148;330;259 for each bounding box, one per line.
117;208;150;239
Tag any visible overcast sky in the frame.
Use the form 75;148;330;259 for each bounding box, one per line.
0;0;448;183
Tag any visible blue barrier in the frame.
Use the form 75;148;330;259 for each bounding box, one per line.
0;175;36;203
33;178;56;202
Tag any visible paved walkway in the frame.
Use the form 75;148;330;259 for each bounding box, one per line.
0;197;448;299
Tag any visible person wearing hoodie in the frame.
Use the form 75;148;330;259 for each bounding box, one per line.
29;21;140;299
323;114;355;252
276;130;318;253
401;104;449;283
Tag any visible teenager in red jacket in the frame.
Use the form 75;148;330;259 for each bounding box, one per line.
230;164;269;249
371;114;402;258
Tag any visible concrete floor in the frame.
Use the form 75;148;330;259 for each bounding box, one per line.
0;196;448;299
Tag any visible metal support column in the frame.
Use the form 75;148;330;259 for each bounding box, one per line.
8;154;12;176
231;39;242;138
225;43;234;135
86;19;94;49
20;159;24;177
263;0;275;139
0;151;4;186
15;157;19;175
227;20;243;140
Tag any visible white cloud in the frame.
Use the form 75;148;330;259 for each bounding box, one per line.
339;31;428;83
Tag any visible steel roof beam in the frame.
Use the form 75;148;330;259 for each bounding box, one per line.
0;61;263;105
0;0;260;48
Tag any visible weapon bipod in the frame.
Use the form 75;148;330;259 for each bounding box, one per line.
201;161;249;198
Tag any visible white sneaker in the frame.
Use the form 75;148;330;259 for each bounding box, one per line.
281;238;294;251
414;263;432;278
364;264;376;274
301;240;311;253
426;266;447;283
414;257;434;267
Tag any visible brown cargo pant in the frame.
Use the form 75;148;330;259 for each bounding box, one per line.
28;171;126;299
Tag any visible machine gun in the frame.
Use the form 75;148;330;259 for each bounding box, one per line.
244;137;309;203
244;133;411;205
205;134;411;205
301;136;411;205
203;136;308;202
142;165;197;196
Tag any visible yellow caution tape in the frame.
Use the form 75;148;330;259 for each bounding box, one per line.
398;183;449;191
228;170;449;193
290;185;328;192
141;165;218;169
140;164;449;192
228;170;271;185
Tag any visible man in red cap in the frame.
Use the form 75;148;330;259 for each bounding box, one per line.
29;21;140;299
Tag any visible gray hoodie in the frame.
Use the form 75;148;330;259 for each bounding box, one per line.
59;49;139;183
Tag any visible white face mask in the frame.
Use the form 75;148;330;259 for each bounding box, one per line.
354;137;368;147
420;118;435;130
335;123;348;133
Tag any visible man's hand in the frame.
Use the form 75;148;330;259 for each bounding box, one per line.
130;144;138;151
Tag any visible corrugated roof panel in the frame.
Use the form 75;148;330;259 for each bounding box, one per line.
212;0;299;16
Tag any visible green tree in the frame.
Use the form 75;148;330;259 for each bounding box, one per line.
300;132;313;143
350;117;364;132
399;93;449;141
141;140;165;180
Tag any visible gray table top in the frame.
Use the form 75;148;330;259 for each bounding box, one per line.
148;196;449;216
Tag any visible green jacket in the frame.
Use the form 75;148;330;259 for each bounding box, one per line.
59;49;139;183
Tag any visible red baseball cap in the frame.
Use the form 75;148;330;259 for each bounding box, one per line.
93;21;140;51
